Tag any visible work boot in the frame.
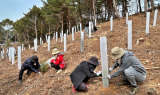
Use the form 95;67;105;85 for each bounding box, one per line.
56;69;62;74
129;86;139;95
85;82;89;88
18;80;22;84
117;80;130;86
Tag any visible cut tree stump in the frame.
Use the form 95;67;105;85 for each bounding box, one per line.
147;88;158;95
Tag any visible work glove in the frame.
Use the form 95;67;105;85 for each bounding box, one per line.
107;75;111;79
96;71;102;76
98;60;101;64
109;68;113;73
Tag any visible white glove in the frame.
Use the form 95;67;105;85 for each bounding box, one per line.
107;75;111;79
96;71;102;76
109;68;113;73
38;72;42;74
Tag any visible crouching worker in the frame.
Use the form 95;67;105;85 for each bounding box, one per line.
107;47;146;95
50;48;66;73
18;55;41;84
70;56;102;92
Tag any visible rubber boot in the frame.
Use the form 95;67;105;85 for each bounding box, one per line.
72;85;76;92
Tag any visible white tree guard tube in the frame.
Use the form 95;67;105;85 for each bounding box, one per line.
128;20;132;50
146;12;150;34
48;36;50;51
64;34;66;52
100;37;109;88
18;46;21;69
81;32;84;52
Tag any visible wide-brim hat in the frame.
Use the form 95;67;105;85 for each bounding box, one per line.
31;55;38;63
52;48;60;55
111;47;125;59
88;56;99;65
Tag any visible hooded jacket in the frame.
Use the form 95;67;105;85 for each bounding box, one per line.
70;61;97;89
110;50;146;78
22;57;40;73
50;53;65;69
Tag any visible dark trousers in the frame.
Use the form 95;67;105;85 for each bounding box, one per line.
18;65;38;80
77;82;87;91
50;63;60;70
77;77;90;91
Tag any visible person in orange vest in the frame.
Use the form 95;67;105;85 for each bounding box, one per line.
50;48;66;73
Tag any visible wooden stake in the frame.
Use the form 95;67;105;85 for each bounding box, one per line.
145;67;160;70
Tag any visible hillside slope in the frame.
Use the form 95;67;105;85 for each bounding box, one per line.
0;11;160;95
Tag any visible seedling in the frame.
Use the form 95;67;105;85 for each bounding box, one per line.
40;62;48;74
34;51;37;53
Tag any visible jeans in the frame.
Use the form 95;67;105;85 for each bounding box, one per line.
85;27;88;34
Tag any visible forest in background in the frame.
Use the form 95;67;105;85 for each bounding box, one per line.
0;0;160;47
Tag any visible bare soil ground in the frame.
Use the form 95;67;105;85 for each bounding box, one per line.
0;11;160;95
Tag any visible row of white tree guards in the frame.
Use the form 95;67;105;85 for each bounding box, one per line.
0;9;158;88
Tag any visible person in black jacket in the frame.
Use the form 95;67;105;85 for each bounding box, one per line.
18;55;41;84
70;56;102;92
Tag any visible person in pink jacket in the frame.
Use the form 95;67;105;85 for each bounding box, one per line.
50;48;66;73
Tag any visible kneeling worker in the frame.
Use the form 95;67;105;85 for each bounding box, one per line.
18;55;41;84
70;56;102;92
107;47;146;95
50;48;66;73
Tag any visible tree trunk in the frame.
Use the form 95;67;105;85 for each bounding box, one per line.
41;22;43;39
138;0;142;12
78;0;82;24
124;0;128;16
27;30;29;44
151;0;154;11
6;32;8;44
23;33;27;42
147;0;150;8
69;21;70;34
122;0;125;17
62;16;63;32
56;20;59;38
93;0;96;26
107;0;112;20
49;23;50;36
113;0;121;20
15;32;16;42
28;34;29;44
144;0;147;16
104;1;107;21
35;16;37;39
